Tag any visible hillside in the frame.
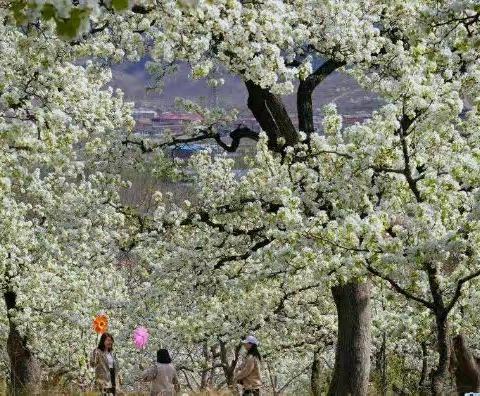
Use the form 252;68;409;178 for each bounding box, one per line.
111;60;383;116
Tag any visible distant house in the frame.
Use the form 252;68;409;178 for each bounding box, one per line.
152;112;203;129
153;112;202;123
343;114;370;125
151;112;203;135
133;117;154;136
135;117;152;126
132;109;158;120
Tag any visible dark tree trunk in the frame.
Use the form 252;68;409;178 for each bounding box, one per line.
328;281;372;396
297;78;315;134
375;332;387;395
451;334;480;395
311;350;322;396
200;341;210;389
427;266;451;396
4;291;39;396
431;314;450;395
297;59;343;135
245;80;298;150
419;341;428;392
219;341;241;389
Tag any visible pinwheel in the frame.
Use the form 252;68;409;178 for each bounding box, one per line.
132;326;149;350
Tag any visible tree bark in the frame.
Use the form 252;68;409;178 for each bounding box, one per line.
200;341;210;389
297;59;343;134
427;265;451;396
4;291;39;396
328;281;372;396
219;340;241;389
245;80;298;150
311;350;322;396
431;314;450;395
375;332;387;395
419;341;428;393
451;334;480;395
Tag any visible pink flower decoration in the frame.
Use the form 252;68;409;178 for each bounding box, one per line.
132;326;149;350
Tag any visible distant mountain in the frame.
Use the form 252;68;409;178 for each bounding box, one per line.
110;60;383;117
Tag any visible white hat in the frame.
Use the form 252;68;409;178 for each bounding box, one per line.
242;335;259;345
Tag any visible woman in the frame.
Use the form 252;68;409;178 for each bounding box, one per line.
140;348;180;396
90;333;120;395
235;336;262;396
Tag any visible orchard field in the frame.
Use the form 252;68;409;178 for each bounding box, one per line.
1;1;480;395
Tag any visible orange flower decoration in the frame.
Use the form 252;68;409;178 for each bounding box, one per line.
92;314;109;334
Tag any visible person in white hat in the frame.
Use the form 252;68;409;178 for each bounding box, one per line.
234;335;262;395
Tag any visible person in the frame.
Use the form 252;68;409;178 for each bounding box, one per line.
234;335;262;396
140;348;180;396
90;333;120;395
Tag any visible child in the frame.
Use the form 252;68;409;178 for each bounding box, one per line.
140;349;180;396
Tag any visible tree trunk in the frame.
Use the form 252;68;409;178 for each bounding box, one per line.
311;350;322;396
451;334;480;395
200;341;210;389
4;291;39;396
245;80;298;150
375;332;387;395
297;59;343;135
427;265;451;396
328;281;372;396
431;314;450;395
297;78;315;134
419;341;428;394
418;341;428;395
219;341;241;390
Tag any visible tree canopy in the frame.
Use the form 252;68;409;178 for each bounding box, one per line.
0;0;479;394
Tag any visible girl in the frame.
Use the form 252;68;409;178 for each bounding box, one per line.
140;348;180;396
90;333;120;395
235;336;262;396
